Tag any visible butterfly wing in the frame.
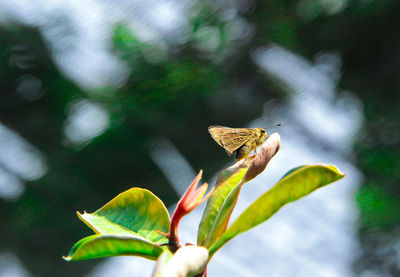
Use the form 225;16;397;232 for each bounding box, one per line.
208;126;253;155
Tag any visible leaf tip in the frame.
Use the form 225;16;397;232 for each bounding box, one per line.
243;132;281;182
76;211;86;221
325;164;346;179
62;255;71;261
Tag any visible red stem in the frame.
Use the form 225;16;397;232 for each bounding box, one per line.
168;205;184;252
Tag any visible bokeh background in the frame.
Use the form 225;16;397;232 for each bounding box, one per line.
0;0;399;276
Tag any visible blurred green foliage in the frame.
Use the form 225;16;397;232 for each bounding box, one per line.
0;0;399;276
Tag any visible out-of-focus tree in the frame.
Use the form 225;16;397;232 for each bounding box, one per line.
0;0;400;276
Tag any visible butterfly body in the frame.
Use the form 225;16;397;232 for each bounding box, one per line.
208;126;268;161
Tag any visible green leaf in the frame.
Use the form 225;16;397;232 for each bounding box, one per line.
64;234;164;261
208;165;345;257
78;188;170;244
197;165;247;247
64;188;171;262
197;133;281;248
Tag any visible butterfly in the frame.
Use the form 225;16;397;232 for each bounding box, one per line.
208;126;268;161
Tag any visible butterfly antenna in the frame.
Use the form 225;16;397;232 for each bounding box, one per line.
266;122;282;130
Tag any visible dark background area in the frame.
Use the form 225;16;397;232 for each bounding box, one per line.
0;0;399;276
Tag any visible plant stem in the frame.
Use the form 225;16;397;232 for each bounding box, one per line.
168;207;182;253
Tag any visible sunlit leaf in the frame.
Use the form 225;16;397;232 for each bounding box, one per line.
78;188;170;244
208;165;345;257
197;165;247;247
63;234;164;261
197;133;280;247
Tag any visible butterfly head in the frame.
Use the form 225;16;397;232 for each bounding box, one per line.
256;128;268;143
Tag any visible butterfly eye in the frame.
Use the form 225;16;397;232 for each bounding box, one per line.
261;129;266;134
